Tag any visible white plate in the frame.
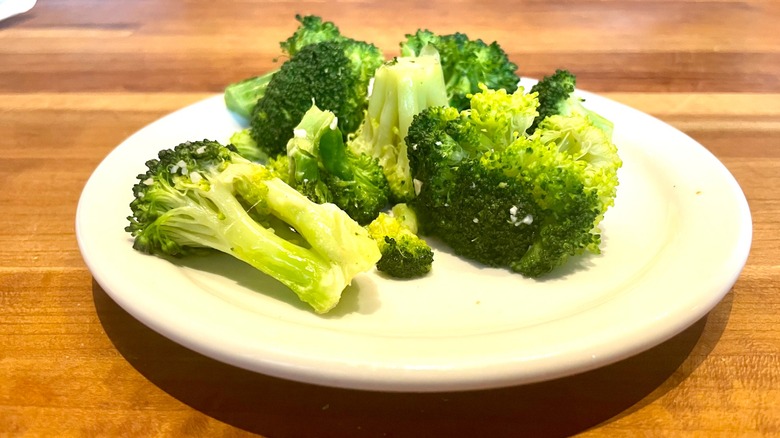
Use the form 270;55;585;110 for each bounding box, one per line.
76;83;752;392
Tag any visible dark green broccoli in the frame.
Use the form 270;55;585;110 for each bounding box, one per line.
406;85;621;277
251;40;383;157
366;204;433;278
400;30;520;110
224;15;383;126
286;104;390;225
528;69;613;136
125;139;381;313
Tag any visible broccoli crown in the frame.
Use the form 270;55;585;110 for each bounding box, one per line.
280;14;344;57
348;45;449;202
224;15;356;121
366;210;433;278
528;69;614;137
126;139;380;313
400;30;520;110
287;104;390;225
406;84;621;277
251;40;383;157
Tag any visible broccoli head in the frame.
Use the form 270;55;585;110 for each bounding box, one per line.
406;84;621;277
280;14;345;57
251;40;384;157
528;69;613;136
125;139;381;313
224;15;354;121
287;104;390;225
366;204;433;278
400;30;520;110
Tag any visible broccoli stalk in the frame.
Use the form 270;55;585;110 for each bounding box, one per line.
348;45;449;202
287;104;390;225
366;204;434;278
126;140;380;313
224;70;277;121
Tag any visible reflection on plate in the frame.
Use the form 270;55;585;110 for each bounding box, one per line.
76;83;752;392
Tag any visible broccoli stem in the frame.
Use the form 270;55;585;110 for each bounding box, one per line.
224;70;277;120
192;180;344;313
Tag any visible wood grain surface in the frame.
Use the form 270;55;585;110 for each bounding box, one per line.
1;1;779;436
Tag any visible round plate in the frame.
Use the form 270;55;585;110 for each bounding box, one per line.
76;83;752;392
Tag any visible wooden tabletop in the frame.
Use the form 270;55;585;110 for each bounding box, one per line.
2;1;779;436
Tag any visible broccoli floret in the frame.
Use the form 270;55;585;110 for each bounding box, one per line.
125;139;380;313
528;69;613;136
348;45;449;203
366;205;433;278
228;128;266;162
400;30;520;110
251;40;383;157
224;15;351;121
287;104;390;225
406;85;621;277
280;14;345;57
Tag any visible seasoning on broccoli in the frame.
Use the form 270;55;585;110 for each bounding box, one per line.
125;139;380;313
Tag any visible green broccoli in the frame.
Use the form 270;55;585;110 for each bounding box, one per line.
400;30;520;110
251;40;383;157
280;14;345;57
224;70;277;120
366;204;433;278
406;84;621;277
528;69;613;136
125;139;381;313
348;45;449;203
286;104;390;225
223;15;350;121
228;128;266;162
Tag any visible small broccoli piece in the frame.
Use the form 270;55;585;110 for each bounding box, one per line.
528;69;613;136
287;104;390;225
406;85;621;277
400;30;520;110
125;140;380;313
366;205;433;278
280;14;345;57
251;40;384;157
348;45;449;203
229;128;267;162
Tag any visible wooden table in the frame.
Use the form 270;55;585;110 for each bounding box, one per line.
2;1;779;436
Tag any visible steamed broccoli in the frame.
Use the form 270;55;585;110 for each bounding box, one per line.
125;139;381;313
528;69;613;136
224;70;277;120
400;30;520;110
286;104;390;224
348;45;449;202
223;15;350;120
366;204;433;278
406;84;621;277
251;40;384;157
229;128;266;162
